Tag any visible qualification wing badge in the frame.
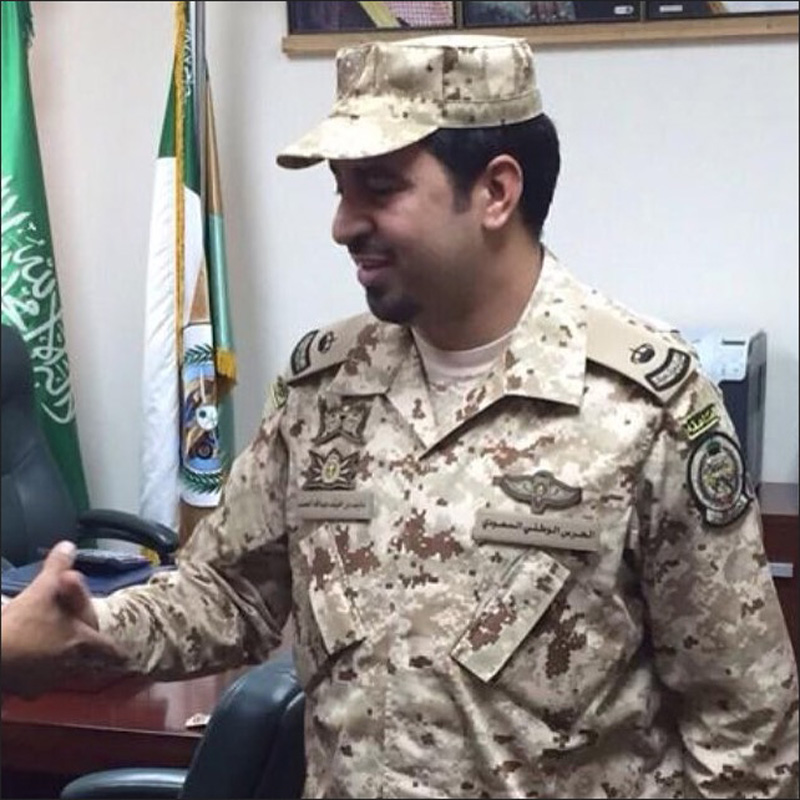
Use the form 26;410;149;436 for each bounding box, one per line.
497;471;582;514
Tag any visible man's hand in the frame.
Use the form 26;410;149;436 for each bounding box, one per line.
1;541;126;697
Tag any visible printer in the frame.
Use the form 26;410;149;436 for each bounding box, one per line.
680;329;767;488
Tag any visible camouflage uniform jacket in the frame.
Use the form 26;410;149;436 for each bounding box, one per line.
96;253;799;798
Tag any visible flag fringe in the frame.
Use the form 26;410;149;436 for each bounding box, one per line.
215;348;237;381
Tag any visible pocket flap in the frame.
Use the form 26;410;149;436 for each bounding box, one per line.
451;551;569;682
298;525;366;657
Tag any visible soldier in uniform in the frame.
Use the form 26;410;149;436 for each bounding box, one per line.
16;35;799;798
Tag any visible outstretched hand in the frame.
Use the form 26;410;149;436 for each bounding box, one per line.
1;541;127;697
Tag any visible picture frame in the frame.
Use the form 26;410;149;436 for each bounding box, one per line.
287;1;457;34
646;1;799;21
462;2;642;28
282;0;798;55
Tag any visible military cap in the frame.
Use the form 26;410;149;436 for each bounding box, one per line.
276;34;543;169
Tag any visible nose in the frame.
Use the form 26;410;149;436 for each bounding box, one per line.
332;194;373;247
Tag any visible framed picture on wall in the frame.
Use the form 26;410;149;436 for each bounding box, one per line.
646;1;798;20
287;1;457;34
462;1;642;27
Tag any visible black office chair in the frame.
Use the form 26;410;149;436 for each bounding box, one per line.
1;323;178;569
59;654;306;799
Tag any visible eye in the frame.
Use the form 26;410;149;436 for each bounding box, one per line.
364;174;402;196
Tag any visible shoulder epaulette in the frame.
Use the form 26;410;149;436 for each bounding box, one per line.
285;313;372;384
586;306;697;405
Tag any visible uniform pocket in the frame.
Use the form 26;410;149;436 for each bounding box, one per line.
297;523;367;658
451;549;570;682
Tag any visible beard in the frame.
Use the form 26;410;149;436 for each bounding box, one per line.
364;285;420;325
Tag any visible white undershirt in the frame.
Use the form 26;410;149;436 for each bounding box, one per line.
412;328;512;387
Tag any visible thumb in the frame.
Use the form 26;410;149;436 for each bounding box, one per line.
57;570;98;627
40;540;77;574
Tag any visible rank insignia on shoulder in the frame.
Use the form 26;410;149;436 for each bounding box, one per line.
270;376;289;411
291;329;319;375
630;343;656;364
645;347;692;393
286;313;371;385
587;308;696;405
681;403;720;441
687;432;752;528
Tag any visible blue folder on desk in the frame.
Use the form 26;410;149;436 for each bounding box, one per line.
1;560;155;598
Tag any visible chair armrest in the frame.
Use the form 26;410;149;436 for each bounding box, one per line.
77;509;179;562
60;767;187;799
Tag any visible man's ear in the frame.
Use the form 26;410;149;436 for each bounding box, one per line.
477;154;523;232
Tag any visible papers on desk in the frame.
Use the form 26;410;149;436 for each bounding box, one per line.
0;560;156;597
185;712;211;729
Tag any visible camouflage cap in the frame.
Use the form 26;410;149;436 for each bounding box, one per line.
276;34;543;169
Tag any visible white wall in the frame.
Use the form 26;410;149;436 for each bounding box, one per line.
28;1;798;513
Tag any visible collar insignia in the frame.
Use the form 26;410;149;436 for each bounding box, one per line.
497;471;582;515
313;398;370;446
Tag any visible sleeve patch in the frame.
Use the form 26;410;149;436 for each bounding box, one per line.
681;403;721;441
687;432;752;528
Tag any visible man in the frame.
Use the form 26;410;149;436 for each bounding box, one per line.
1;541;121;697
25;35;799;797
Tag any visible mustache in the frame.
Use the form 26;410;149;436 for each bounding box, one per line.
347;236;392;259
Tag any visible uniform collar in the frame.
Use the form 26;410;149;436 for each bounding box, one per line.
326;250;589;450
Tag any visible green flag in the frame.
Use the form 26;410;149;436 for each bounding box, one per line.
1;1;90;512
140;1;236;537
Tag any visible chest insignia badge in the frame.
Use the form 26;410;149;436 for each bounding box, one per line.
313;398;370;446
496;470;582;514
303;448;360;491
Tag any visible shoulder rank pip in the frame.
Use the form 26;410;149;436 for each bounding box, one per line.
586;306;697;405
286;313;372;384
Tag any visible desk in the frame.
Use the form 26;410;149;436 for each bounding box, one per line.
759;482;799;660
1;670;243;797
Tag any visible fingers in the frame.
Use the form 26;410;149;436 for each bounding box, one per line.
56;569;100;629
40;540;77;575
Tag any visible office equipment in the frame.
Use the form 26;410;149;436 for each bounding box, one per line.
681;328;767;487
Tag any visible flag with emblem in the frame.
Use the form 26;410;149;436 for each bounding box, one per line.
1;1;90;512
140;0;236;538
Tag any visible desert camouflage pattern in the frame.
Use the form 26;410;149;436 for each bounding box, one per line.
95;252;798;798
277;35;543;169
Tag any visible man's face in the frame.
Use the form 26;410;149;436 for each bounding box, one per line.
330;144;485;328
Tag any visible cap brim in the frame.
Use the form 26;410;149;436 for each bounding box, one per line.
276;114;439;169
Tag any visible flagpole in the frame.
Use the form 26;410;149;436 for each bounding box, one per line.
194;0;207;223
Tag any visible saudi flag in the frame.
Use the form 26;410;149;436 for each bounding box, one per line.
1;1;90;512
140;1;235;537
